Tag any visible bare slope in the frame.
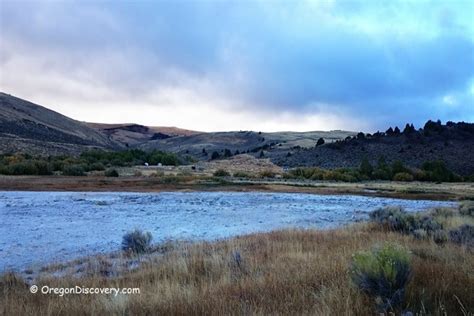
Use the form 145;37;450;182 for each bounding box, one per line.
85;122;199;146
0;93;121;155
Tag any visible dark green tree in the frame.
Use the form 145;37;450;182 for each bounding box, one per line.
360;157;373;177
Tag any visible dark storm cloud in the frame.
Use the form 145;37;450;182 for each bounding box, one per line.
1;0;473;131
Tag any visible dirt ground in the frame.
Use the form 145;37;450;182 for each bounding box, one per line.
116;154;283;177
1;174;473;201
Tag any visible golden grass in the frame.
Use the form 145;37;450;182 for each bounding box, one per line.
1;223;473;315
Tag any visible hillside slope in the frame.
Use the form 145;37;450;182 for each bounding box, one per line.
0;93;121;155
85;122;199;147
139;130;356;160
273;121;474;175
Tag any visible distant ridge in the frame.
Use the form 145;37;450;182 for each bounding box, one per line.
85;122;200;147
3;93;471;176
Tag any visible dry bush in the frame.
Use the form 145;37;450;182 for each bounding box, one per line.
1;226;473;315
121;229;152;254
213;169;230;177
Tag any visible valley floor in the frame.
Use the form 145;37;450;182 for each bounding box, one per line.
1;175;473;200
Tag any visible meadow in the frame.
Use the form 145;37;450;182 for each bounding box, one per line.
1;203;473;315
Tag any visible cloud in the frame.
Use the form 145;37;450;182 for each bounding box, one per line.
0;0;473;131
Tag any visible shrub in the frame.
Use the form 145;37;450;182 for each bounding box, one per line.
89;162;105;171
121;229;153;254
2;160;53;175
62;164;86;176
432;230;448;245
316;137;325;146
213;169;230;177
150;170;165;177
233;171;251;178
104;168;119;177
372;168;391;181
459;201;474;217
431;207;455;218
351;243;411;313
373;157;392;180
393;172;414;182
369;207;414;233
421;160;461;182
369;207;442;236
449;225;474;248
134;170;143;177
259;170;275;178
33;160;53;175
416;215;443;234
288;167;361;182
412;229;428;240
211;151;220;160
391;161;408;175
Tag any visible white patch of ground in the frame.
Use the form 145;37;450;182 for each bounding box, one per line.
0;191;455;271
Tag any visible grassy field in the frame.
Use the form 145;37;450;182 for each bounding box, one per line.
1;205;473;315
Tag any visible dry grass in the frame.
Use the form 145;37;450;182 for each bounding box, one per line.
1;224;473;315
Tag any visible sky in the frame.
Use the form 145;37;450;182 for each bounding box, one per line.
0;0;473;132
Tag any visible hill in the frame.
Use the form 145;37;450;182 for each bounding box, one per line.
0;93;121;155
0;94;355;157
138;130;356;160
85;122;199;147
2;94;472;176
273;121;474;176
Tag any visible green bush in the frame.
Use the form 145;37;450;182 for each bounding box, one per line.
62;164;86;176
288;167;362;182
359;157;373;177
393;172;414;182
372;168;391;180
33;160;53;175
80;149;179;167
0;160;53;175
284;161;466;183
89;162;105;171
391;161;409;175
421;160;461;182
121;229;153;254
351;243;411;313
104;168;119;177
213;169;230;177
